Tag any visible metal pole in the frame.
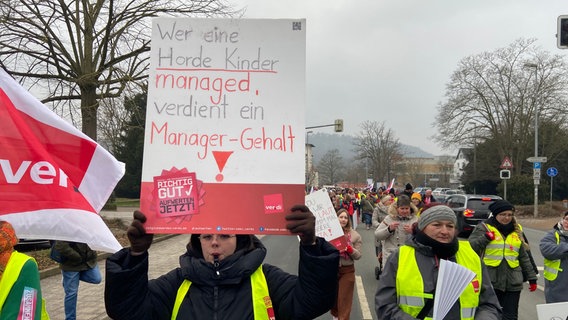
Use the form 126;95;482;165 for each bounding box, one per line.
525;63;539;218
550;176;553;204
534;66;539;218
469;122;477;194
474;127;477;194
504;180;507;201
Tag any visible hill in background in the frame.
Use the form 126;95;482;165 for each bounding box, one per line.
307;132;435;164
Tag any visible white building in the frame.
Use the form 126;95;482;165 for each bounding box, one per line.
451;148;473;187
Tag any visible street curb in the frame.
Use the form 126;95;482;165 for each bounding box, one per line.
39;234;180;280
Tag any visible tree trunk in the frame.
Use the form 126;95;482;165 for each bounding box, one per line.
81;86;99;141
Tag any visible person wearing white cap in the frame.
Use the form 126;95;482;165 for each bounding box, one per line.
375;205;501;319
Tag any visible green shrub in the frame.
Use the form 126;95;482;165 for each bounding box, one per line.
496;175;548;205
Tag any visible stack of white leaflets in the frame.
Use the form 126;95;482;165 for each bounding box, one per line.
432;259;476;320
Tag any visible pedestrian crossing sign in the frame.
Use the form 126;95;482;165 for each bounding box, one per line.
500;156;513;169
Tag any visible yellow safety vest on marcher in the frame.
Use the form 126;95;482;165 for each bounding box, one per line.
543;231;563;281
0;251;49;320
172;266;274;320
483;224;522;268
396;242;481;320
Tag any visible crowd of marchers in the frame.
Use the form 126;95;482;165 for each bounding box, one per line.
324;183;568;320
2;182;568;320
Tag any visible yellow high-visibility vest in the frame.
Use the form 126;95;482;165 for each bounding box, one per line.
543;231;563;281
172;266;274;320
483;224;522;268
397;242;481;320
0;251;49;320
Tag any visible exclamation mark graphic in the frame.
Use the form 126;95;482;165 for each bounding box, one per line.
212;151;233;182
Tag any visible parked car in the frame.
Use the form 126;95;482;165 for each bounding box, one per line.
437;189;464;202
432;187;450;197
14;238;51;251
414;187;432;195
444;194;502;237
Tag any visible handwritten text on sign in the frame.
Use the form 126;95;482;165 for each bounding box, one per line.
140;19;306;235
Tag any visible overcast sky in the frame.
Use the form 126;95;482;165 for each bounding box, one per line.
232;0;568;156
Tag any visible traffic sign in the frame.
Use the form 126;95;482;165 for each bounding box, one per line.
527;156;548;163
534;162;541;169
547;167;558;177
500;156;513;169
533;168;541;179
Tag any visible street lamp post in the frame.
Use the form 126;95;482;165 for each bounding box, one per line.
524;62;539;218
469;122;477;194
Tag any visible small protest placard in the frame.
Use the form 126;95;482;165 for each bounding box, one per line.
306;189;348;251
536;301;568;320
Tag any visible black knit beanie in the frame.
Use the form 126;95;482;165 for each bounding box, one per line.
488;200;514;215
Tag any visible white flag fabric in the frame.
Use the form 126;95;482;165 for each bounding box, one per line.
0;69;125;252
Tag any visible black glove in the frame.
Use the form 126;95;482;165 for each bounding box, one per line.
286;205;316;245
127;210;154;255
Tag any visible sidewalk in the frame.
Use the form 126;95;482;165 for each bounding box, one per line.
40;210;190;320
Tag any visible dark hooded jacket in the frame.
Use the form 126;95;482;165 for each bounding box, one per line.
104;236;339;320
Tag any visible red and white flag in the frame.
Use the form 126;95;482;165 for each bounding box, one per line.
0;69;125;252
387;178;396;191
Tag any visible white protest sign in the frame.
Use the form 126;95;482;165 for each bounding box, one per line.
536;301;568;320
306;189;347;250
140;18;306;234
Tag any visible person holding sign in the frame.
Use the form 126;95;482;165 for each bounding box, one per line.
375;205;501;319
0;220;49;319
539;211;568;303
104;205;340;320
468;200;538;320
331;208;362;320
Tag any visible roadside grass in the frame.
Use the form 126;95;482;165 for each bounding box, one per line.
114;198;140;207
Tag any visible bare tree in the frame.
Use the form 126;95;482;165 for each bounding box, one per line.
435;38;568;174
0;0;239;141
317;149;344;185
399;157;425;187
354;120;401;184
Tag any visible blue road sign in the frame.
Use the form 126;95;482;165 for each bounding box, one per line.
534;162;541;169
547;167;558;177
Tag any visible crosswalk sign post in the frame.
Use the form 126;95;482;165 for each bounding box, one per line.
499;157;513;201
500;156;513;169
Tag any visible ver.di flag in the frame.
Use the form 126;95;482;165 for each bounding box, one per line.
0;69;125;252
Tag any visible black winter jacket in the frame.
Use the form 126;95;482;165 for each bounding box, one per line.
104;236;339;320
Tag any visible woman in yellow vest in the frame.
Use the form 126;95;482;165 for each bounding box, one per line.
468;200;538;320
538;211;568;303
375;205;501;319
105;206;340;320
0;220;49;320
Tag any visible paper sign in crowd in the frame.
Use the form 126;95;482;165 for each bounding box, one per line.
141;18;307;234
306;189;348;251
